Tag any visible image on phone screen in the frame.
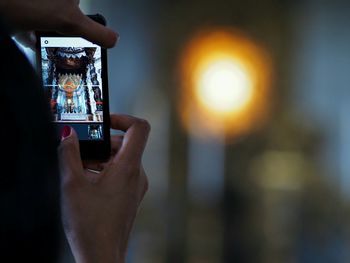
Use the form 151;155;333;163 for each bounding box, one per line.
40;37;105;141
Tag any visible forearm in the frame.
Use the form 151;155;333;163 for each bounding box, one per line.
73;250;124;263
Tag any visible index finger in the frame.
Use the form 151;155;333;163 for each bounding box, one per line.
61;8;118;48
110;114;151;164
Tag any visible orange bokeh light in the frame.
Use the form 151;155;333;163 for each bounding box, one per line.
179;29;273;140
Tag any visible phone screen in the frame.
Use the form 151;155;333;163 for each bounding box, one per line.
39;37;105;141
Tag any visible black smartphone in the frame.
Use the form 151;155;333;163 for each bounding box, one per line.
36;14;111;160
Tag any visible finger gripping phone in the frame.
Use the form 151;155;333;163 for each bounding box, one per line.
36;14;111;160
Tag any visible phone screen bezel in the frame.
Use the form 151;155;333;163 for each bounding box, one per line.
36;32;111;161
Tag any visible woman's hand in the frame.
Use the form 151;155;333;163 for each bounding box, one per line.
59;114;150;263
0;0;118;48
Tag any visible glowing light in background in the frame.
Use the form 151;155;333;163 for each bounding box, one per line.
179;29;273;140
197;58;253;114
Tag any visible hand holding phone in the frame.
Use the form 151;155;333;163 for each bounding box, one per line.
59;114;150;263
36;15;111;160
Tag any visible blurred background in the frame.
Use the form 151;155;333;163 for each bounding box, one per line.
30;0;350;262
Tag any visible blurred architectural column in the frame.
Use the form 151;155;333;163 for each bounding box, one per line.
222;140;263;263
165;107;189;263
187;132;225;263
290;0;350;199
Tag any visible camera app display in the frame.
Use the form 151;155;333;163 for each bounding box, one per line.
40;37;104;140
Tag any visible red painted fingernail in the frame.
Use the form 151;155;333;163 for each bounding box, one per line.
61;126;72;140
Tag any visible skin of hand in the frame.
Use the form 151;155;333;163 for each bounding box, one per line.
0;0;118;48
59;114;150;263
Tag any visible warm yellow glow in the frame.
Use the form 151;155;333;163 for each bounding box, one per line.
197;58;253;114
179;29;273;140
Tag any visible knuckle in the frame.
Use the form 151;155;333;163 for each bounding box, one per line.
143;175;149;193
56;8;80;33
139;167;149;193
120;160;141;176
135;119;151;134
59;18;79;34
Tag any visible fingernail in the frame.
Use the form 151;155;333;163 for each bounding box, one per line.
61;126;72;141
110;31;120;47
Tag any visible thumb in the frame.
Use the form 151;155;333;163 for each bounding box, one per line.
58;126;84;183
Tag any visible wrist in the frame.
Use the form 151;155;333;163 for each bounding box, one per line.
67;233;127;263
73;248;125;263
77;253;125;263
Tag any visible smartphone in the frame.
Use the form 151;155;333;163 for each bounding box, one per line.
36;14;111;160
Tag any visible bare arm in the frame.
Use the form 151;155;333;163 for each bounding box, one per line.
59;114;150;263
